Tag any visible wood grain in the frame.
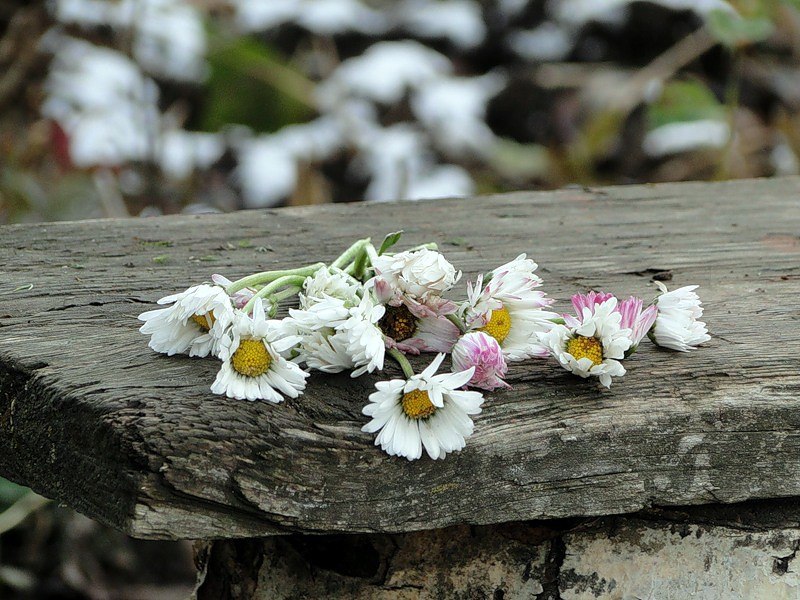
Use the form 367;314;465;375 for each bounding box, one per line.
1;178;799;540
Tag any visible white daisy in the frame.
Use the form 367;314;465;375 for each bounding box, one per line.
289;296;352;331
463;254;557;361
339;291;386;377
539;297;632;388
138;283;235;357
361;353;484;460
211;274;255;309
300;267;361;308
294;328;356;374
371;248;460;307
291;285;386;377
651;282;711;351
211;299;308;402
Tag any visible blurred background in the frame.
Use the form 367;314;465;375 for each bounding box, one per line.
1;0;799;596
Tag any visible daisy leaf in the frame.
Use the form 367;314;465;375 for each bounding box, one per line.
378;231;403;255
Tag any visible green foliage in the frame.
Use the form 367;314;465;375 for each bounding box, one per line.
199;34;314;133
648;80;726;129
707;9;774;47
378;231;403;255
488;138;550;181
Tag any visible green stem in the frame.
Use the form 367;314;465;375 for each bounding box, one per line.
387;347;415;379
549;317;566;325
365;242;380;265
266;286;301;316
331;238;370;270
446;313;467;334
226;263;325;294
351;246;369;280
405;242;438;252
352;242;381;280
243;275;306;314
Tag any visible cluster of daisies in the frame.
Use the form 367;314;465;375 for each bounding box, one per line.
138;233;710;461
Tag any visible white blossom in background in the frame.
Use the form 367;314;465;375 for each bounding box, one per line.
232;118;346;207
54;0;207;82
643;120;730;158
401;165;475;202
317;41;452;107
41;35;160;167
507;22;573;62
270;117;345;162
351;123;475;202
411;73;505;157
771;141;800;176
232;0;388;35
134;0;207;82
395;0;486;50
159;130;225;180
354;124;427;201
233;138;298;208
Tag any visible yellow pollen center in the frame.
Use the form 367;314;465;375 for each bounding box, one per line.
231;339;272;378
479;306;512;344
401;389;436;420
379;305;418;341
191;312;216;332
566;336;603;367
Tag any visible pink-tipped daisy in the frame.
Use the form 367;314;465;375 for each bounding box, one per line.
451;331;509;391
463;254;557;361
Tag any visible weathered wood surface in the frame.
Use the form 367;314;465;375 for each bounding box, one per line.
0;177;798;540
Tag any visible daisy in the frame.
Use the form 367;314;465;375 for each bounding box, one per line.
138;283;235;357
451;331;509;391
211;299;308;402
289;296;352;331
299;267;361;309
211;274;255;309
540;296;632;388
338;291;386;377
293;290;386;377
650;282;711;351
362;353;484;460
294;328;356;374
570;291;657;352
371;248;460;315
462;254;557;361
375;300;461;354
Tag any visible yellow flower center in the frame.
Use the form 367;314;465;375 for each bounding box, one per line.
231;339;272;378
566;336;603;367
401;389;436;420
379;304;417;341
191;312;216;332
479;306;511;344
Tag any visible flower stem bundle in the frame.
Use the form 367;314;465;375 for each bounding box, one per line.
138;232;710;461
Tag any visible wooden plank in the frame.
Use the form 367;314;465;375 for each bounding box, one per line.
0;177;798;540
